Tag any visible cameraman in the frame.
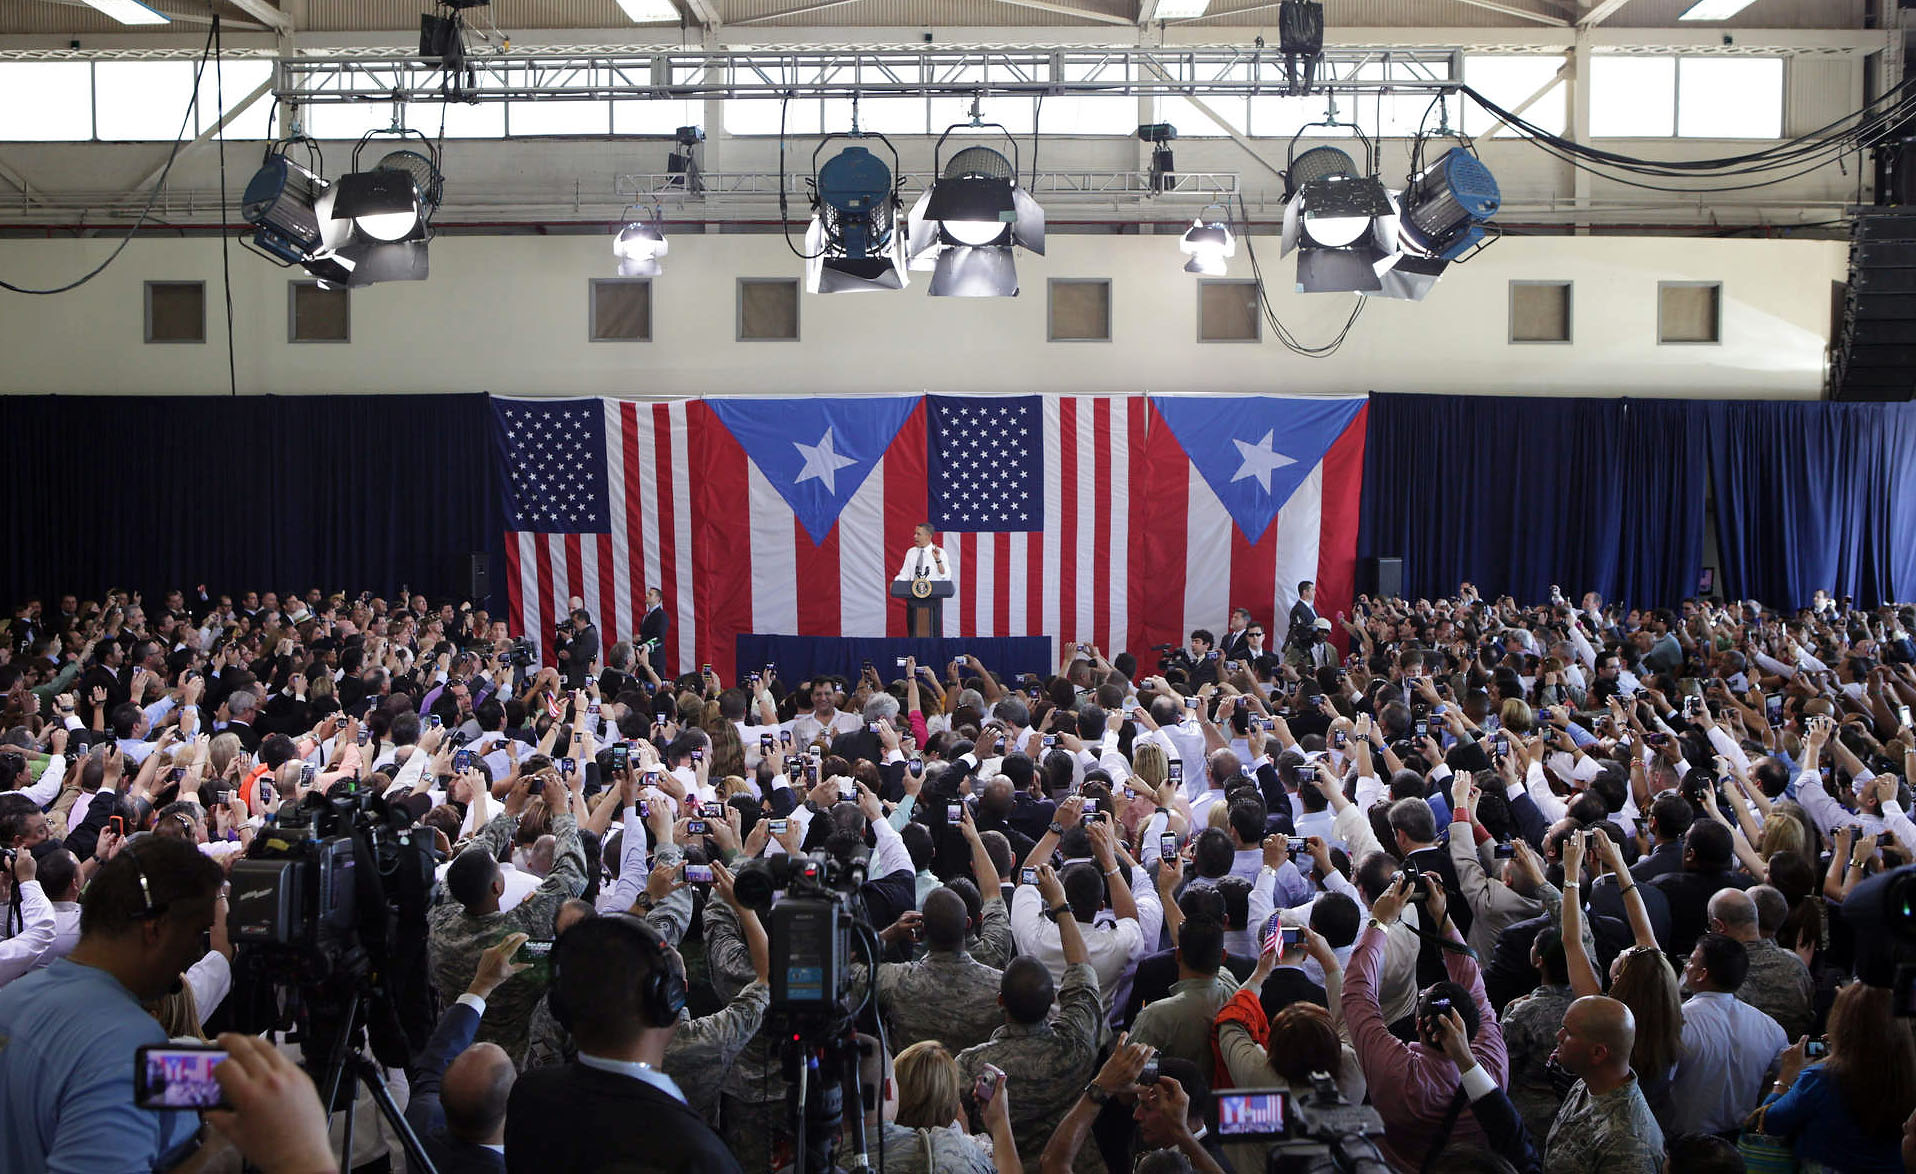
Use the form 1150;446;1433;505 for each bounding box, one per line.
0;837;223;1172
554;610;598;691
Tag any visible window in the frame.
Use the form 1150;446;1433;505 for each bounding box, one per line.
1461;55;1568;139
196;59;276;140
94;62;198;141
1592;55;1784;139
1510;281;1573;344
737;278;799;341
1590;57;1677;138
508;99;611;137
145;282;206;344
1676;58;1783;139
288;281;349;343
1198;280;1259;343
1048;279;1111;342
0;63;93;140
1659;281;1721;344
590;279;653;342
403;100;506;139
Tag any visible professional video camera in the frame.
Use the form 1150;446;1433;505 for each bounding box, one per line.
225;786;440;1166
733;850;884;1174
1213;1074;1390;1174
504;636;537;667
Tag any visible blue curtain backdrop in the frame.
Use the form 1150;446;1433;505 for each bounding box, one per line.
1705;401;1916;611
0;394;502;611
1358;394;1709;609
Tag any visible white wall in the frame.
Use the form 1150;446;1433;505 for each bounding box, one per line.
0;231;1843;397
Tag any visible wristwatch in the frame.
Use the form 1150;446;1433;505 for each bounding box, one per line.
633;893;658;912
1084;1082;1114;1106
1047;820;1065;835
1043;903;1070;923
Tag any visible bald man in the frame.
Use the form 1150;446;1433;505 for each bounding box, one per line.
1718;885;1813;1040
408;936;526;1172
1543;996;1664;1174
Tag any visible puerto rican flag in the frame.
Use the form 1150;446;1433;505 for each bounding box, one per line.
1130;395;1370;657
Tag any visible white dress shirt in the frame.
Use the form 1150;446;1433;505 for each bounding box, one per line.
791;709;863;748
30;902;83;972
0;881;55;988
894;543;953;582
1669;991;1787;1136
1009;881;1145;1013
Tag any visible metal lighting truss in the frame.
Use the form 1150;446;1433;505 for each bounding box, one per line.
614;168;1240;199
273;45;1462;105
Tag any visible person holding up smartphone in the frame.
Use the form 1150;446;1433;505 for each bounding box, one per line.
0;836;222;1173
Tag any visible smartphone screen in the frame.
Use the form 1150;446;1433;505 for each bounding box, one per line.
947;803;962;822
769;818;789;834
1160;833;1179;858
452;749;472;773
134;1044;230;1110
1215;1089;1288;1139
1168;762;1184;783
1020;866;1038;886
683;863;714;884
511;938;555;966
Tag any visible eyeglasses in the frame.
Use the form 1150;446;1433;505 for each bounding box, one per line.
1247;631;1264;638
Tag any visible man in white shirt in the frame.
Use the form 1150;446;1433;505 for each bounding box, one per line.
1668;931;1787;1137
1009;817;1152;1014
0;850;54;988
26;849;84;971
894;522;953;584
790;681;863;748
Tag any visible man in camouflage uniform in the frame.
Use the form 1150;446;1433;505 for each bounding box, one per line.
877;887;1006;1055
1543;996;1664;1174
1501;926;1578;1142
954;864;1104;1174
1726;886;1815;1040
427;772;586;1065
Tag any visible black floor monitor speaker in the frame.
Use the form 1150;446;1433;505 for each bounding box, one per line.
464;553;489;601
1360;556;1403;599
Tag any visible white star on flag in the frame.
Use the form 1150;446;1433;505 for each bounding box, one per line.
1231;429;1296;493
792;426;860;494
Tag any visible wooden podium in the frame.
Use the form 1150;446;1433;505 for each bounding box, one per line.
892;579;953;637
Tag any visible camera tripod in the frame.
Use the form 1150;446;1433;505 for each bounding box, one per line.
305;990;439;1174
778;1015;872;1174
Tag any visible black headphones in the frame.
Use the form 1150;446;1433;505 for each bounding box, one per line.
548;912;687;1034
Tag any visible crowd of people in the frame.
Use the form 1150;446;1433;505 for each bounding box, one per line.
3;580;1916;1173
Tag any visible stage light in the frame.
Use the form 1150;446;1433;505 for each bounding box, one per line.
240;142;328;266
1368;146;1502;302
299;132;442;288
80;0;169;24
612;212;669;278
804;138;907;293
1279;127;1396;294
1179;211;1234;276
1678;0;1758;18
908;127;1045;298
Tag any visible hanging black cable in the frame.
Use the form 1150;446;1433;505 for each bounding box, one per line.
0;22;217;295
1234;193;1365;358
214;15;238;397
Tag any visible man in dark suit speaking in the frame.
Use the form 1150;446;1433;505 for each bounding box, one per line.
504;914;740;1173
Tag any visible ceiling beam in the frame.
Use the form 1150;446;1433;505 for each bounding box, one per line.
223;0;292;34
1137;0;1160;27
1576;0;1634;27
732;0;868;26
985;0;1137;27
0;153;45;206
681;0;722;29
1446;0;1569;27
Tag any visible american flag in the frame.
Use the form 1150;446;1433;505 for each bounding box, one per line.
495;397;696;672
492;393;1366;679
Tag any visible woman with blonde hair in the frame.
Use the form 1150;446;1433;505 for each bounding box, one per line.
882;1041;1017;1173
1499;698;1536;736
